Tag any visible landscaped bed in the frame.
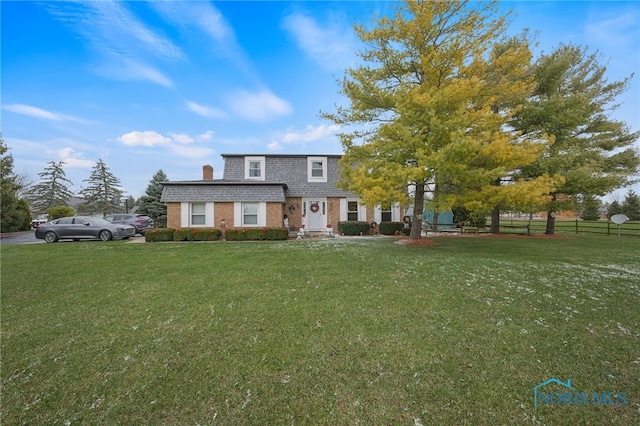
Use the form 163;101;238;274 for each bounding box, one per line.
2;235;638;424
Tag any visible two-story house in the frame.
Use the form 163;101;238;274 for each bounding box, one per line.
160;154;403;232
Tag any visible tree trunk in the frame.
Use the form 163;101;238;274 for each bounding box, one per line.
545;193;556;235
490;204;500;234
411;183;425;240
545;210;556;235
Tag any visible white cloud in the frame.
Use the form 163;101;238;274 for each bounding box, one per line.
197;130;215;141
119;131;172;147
186;101;228;119
3;104;86;122
282;12;356;71
268;141;283;151
227;89;292;122
283;124;340;144
57;147;95;168
117;130;215;159
170;133;195;144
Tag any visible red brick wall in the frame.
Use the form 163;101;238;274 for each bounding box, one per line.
166;202;181;229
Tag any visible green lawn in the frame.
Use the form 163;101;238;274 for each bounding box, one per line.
2;235;638;425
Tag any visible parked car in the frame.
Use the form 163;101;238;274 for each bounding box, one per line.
104;214;155;235
35;216;136;243
31;215;48;228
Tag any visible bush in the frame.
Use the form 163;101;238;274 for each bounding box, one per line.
173;228;222;241
224;227;288;241
145;228;176;242
337;221;372;236
379;221;405;235
401;228;411;236
48;205;75;220
467;212;487;228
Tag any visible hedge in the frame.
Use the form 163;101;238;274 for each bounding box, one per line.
337;221;372;236
174;228;222;241
224;227;288;241
379;221;406;235
145;228;176;242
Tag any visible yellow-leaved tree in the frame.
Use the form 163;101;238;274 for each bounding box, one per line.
323;0;560;238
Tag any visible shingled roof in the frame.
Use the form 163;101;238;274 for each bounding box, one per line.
160;154;355;202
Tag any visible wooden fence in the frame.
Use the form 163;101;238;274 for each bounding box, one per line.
428;220;640;237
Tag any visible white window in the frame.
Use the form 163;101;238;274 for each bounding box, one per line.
307;156;327;182
347;201;359;221
243;202;258;225
245;156;265;181
381;202;392;222
191;203;206;225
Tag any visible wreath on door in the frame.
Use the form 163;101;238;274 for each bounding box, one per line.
310;202;320;213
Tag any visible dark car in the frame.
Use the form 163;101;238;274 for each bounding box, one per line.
35;216;136;243
104;214;155;235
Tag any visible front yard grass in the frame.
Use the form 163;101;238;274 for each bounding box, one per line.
2;234;638;424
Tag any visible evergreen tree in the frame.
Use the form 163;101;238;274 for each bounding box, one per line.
137;170;168;227
512;44;640;234
28;161;75;215
0;134;31;232
622;190;640;220
607;200;623;217
579;195;601;221
78;159;124;216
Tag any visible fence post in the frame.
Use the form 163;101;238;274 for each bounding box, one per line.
607;221;610;236
575;219;579;234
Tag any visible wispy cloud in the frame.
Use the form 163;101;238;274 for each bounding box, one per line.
268;141;283;151
186;101;228;119
45;0;181;87
227;89;292;122
283;124;340;144
282;11;357;71
3;104;87;123
585;9;638;46
149;1;253;77
169;133;194;144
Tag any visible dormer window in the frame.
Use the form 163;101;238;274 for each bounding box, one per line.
245;156;265;180
307;156;327;182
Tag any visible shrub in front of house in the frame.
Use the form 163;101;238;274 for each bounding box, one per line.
337;221;372;236
379;221;406;235
173;228;222;241
145;228;176;242
225;227;288;241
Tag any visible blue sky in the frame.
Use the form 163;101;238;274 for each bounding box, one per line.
2;1;639;202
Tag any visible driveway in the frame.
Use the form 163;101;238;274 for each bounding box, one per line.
0;231;43;245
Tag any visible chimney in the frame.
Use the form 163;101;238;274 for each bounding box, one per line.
203;164;214;180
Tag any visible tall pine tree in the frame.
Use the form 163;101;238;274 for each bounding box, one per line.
137;169;168;227
0;134;31;231
28;161;75;215
78;159;124;217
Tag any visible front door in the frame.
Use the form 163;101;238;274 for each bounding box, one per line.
304;198;326;231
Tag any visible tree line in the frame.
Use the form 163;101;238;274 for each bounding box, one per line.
324;0;639;238
0;135;167;232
